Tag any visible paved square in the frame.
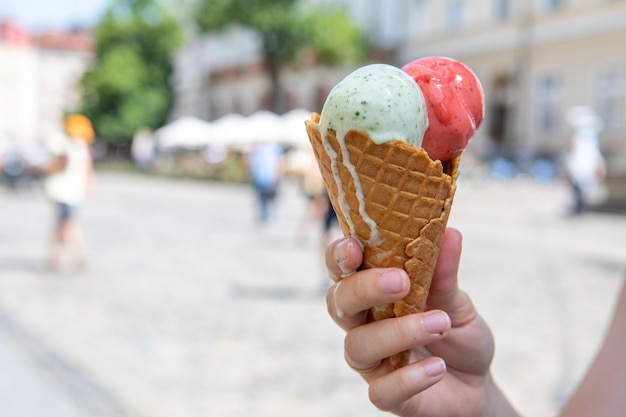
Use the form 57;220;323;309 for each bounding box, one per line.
0;172;624;417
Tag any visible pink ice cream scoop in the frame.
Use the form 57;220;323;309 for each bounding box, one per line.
402;56;484;161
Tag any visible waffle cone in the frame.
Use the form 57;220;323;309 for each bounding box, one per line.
305;113;460;368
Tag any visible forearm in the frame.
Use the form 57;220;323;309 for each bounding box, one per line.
42;156;68;175
559;280;626;417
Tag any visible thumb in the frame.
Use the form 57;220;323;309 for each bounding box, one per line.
427;228;495;374
428;227;462;300
426;228;475;324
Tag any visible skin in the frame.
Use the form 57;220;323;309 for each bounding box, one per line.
326;228;626;417
559;278;626;417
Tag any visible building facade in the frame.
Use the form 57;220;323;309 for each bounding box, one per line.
169;23;350;122
169;0;410;122
171;0;625;169
0;21;39;144
399;0;626;164
0;21;93;145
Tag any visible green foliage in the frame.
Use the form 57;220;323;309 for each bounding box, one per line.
196;0;365;65
196;0;303;64
194;0;366;111
195;0;240;31
302;8;367;65
196;0;297;31
80;0;182;145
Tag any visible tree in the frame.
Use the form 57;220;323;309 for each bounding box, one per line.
301;7;367;65
195;0;366;113
80;0;182;146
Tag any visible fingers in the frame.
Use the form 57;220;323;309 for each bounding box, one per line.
344;310;451;374
325;236;410;331
368;357;446;412
325;237;363;282
327;268;410;331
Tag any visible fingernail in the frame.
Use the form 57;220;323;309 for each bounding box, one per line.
379;270;408;294
422;311;450;335
423;357;446;377
334;239;353;275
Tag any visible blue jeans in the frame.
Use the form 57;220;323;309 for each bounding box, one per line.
254;183;278;222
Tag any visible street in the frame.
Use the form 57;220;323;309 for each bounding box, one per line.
1;171;625;417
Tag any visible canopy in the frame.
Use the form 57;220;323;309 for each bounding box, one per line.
247;110;284;143
279;108;313;147
155;116;215;149
155;109;315;150
210;113;249;147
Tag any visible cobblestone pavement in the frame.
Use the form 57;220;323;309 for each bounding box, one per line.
0;172;625;417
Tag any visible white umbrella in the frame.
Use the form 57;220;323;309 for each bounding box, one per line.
155;116;215;149
210;110;313;148
211;113;249;147
280;108;313;148
246;110;283;143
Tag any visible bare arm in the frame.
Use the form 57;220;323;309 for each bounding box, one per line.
41;155;68;175
560;278;626;417
85;147;97;197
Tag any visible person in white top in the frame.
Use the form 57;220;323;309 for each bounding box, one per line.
44;114;95;270
563;107;607;214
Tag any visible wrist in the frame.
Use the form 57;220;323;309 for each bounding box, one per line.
481;373;521;417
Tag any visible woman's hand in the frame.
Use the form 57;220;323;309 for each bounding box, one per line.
326;228;515;417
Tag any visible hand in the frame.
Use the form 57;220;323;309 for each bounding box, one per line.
326;229;503;417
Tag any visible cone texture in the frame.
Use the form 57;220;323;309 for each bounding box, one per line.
305;113;459;368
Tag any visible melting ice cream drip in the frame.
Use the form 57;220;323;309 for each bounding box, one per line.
318;64;428;248
321;131;355;237
336;131;381;246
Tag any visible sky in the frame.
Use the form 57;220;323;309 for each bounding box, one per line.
0;0;111;31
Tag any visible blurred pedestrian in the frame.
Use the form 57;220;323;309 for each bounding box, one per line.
0;144;25;190
296;147;328;242
321;191;339;248
43;114;96;271
131;128;156;172
563;108;607;215
246;141;284;224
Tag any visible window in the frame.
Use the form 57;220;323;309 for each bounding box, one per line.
540;0;565;12
493;0;512;21
408;0;430;38
535;73;561;135
596;68;625;131
447;0;467;32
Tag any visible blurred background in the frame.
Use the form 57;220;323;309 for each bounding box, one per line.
0;1;625;416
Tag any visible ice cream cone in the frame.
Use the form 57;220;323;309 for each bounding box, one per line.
306;113;460;368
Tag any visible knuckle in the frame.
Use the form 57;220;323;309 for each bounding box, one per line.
368;381;393;411
352;272;372;302
389;315;417;345
343;331;361;361
406;314;425;339
370;369;413;411
400;314;426;343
